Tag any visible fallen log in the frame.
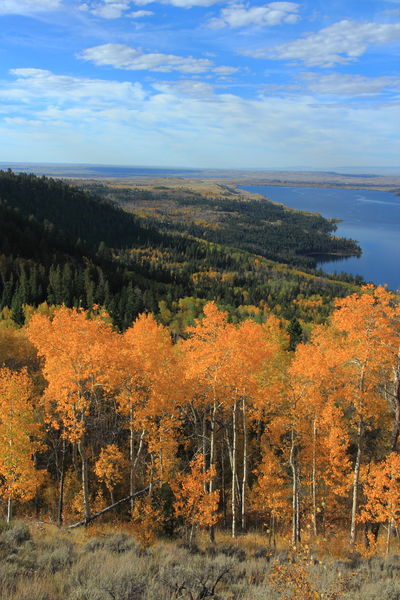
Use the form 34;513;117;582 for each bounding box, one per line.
68;485;150;529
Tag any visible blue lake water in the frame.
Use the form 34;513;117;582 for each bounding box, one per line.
240;185;400;291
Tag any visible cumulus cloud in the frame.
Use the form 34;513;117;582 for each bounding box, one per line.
0;0;61;15
80;2;127;19
209;2;300;29
258;19;400;67
80;44;212;73
300;73;400;96
80;0;221;16
133;0;221;6
80;43;237;74
80;1;153;19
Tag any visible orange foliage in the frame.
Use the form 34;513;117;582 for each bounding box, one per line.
131;497;165;547
26;306;118;442
251;446;291;522
0;367;43;503
119;313;181;483
361;452;400;526
13;288;400;547
94;444;127;497
172;454;220;529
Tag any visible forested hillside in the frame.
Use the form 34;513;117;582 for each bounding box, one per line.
0;170;362;330
84;179;361;267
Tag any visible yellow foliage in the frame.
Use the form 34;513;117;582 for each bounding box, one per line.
0;367;44;503
172;454;219;529
94;444;127;494
131;497;164;547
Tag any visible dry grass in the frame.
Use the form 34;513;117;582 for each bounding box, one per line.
1;521;400;600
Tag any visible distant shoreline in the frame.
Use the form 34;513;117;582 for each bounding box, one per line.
233;181;400;193
1;164;399;193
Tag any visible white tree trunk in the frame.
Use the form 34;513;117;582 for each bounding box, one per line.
241;396;247;532
232;399;237;539
7;498;12;523
77;440;91;523
350;421;362;545
209;398;217;543
312;418;317;536
289;430;300;544
130;423;145;511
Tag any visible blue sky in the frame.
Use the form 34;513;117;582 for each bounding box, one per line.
0;0;399;169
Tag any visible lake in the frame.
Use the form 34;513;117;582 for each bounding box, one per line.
240;185;400;291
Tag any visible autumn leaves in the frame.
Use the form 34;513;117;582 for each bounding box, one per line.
287;285;400;545
0;368;43;521
1;285;400;549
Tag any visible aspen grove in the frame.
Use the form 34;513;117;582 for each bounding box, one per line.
1;284;400;549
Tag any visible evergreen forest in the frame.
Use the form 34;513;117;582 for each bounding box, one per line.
0;170;363;331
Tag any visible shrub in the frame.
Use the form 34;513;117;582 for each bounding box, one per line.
83;532;137;555
0;522;30;547
217;543;246;562
36;539;76;574
67;550;147;600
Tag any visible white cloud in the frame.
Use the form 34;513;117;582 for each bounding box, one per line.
4;68;145;105
1;67;399;168
261;19;400;67
300;73;400;96
153;80;215;97
133;0;221;6
209;2;300;29
80;44;212;73
128;9;153;17
213;65;239;75
0;0;61;15
80;1;154;19
80;43;237;74
80;0;221;16
80;1;130;19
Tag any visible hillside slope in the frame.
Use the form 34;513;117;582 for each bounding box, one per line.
0;170;362;329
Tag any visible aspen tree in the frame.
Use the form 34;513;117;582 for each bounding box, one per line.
116;314;177;504
182;302;231;541
172;454;219;546
0;367;43;521
362;452;400;555
27;307;118;522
